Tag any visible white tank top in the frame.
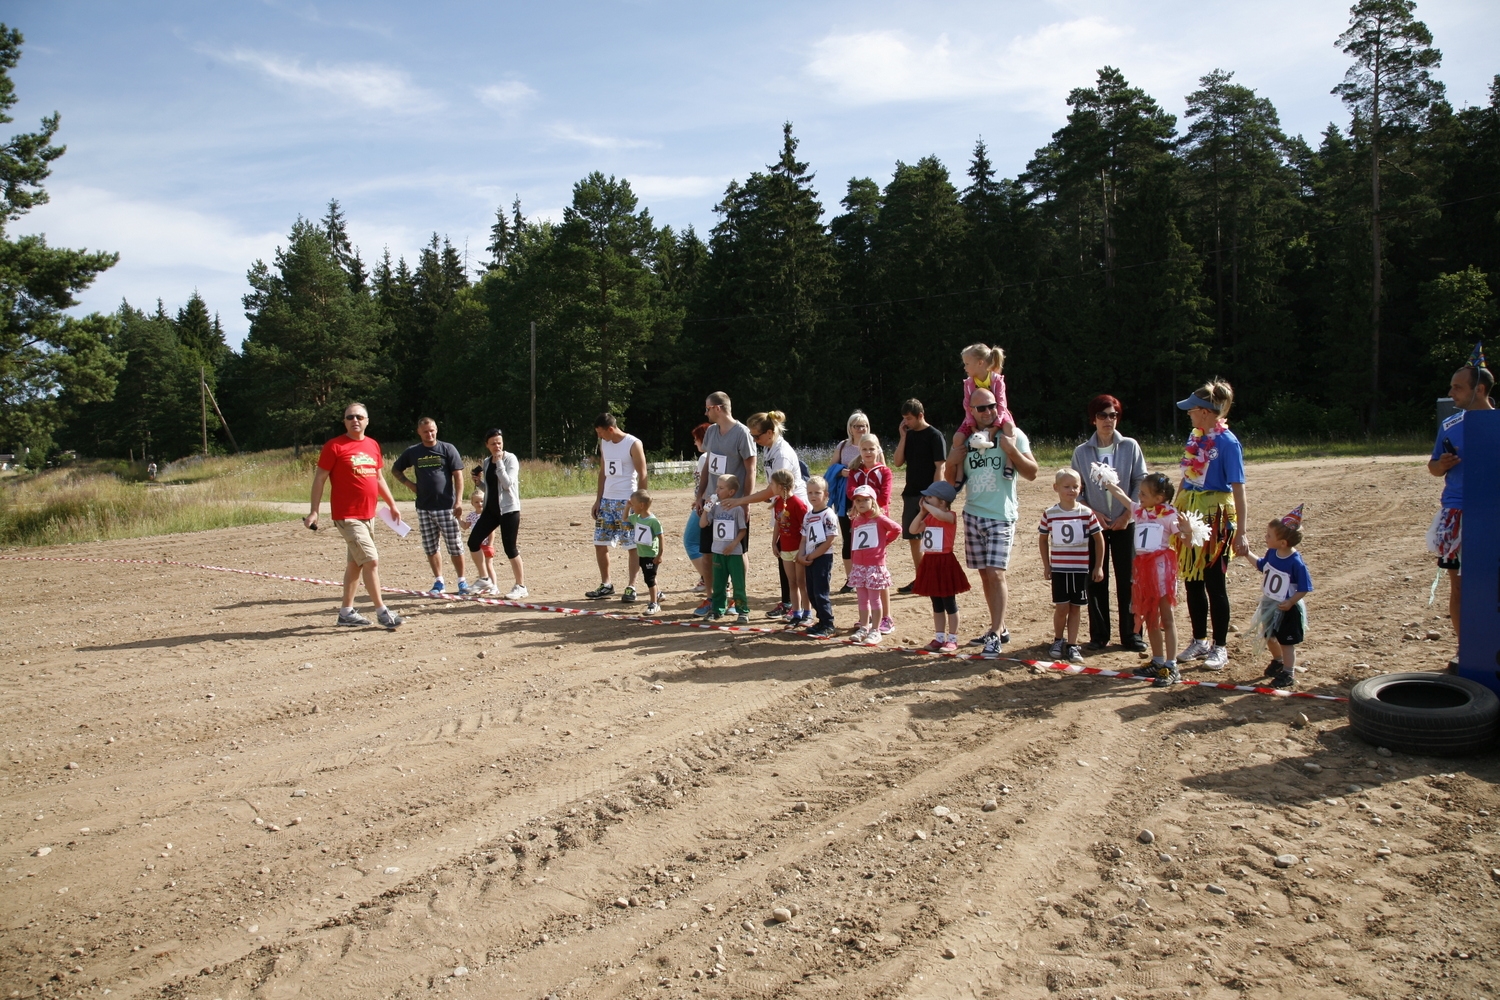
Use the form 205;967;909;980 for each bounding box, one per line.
599;433;639;500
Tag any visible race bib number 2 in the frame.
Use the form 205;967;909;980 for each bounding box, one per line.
852;524;877;551
1135;522;1165;553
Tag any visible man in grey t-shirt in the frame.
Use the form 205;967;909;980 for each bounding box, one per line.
392;417;467;595
690;392;756;618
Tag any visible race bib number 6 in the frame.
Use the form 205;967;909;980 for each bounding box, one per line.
921;526;944;553
633;522;654;547
852;524;877;551
1134;522;1165;553
714;519;734;543
1263;567;1293;599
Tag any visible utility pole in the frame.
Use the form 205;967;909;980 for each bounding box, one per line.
200;366;209;458
530;320;537;460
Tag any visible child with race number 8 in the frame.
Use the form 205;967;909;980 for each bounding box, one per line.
846;483;903;646
1037;469;1105;665
1249;506;1313;690
698;474;750;624
1098;470;1194;687
908;480;971;653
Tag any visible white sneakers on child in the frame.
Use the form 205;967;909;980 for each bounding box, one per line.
1202;645;1228;670
1178;638;1212;662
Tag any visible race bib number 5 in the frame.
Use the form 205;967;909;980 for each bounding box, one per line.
632;522;654;547
1134;522;1165;553
852;524;878;551
921;526;944;553
1262;567;1293;599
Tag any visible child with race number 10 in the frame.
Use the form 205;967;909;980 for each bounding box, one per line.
1250;505;1314;690
846;484;903;646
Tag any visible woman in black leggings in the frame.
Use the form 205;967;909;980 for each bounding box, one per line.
468;429;527;600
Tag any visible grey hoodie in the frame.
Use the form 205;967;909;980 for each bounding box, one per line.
1071;432;1147;524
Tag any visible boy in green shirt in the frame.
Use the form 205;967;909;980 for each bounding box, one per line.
627;490;665;615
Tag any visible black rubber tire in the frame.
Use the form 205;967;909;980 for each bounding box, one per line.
1348;671;1499;757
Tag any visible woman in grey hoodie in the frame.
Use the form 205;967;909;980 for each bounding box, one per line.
1071;395;1148;651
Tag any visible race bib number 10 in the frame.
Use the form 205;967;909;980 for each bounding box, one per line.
1135;522;1165;553
921;526;944;553
852;524;878;551
1262;567;1293;599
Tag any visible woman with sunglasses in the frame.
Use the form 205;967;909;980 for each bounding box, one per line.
1070;395;1148;651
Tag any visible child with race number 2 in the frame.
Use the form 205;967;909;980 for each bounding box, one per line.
846;484;903;646
1251;506;1314;690
908;480;971;653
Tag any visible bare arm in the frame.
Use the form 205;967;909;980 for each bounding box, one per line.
632;440;649;491
891;425;908;468
1001;437;1039;482
1231;481;1250;557
1090;531;1105;581
377;470;402;520
1038;533;1051;576
1429;453;1459;476
743;455;757;496
450;465;465;517
304;468;330;527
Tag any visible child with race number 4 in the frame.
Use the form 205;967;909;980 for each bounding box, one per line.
1038;469;1105;664
698;474;750;624
627;490;666;616
464;490;496;595
1249;505;1314;690
908;480;971;653
1098;470;1194;687
797;476;840;638
847;484;903;645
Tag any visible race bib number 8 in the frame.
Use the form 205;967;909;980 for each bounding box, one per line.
708;453;728;476
1135;522;1165;553
633;522;654;547
921;526;944;553
852;524;877;551
1262;567;1293;599
1050;519;1086;547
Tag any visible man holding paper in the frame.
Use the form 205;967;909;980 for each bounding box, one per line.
304;401;405;628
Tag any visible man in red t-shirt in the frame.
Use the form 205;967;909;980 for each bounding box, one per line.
304;402;406;628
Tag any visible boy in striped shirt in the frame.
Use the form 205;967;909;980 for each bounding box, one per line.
1039;468;1105;663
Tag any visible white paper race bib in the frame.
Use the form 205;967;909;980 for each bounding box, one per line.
714;518;734;543
633;522;654;548
708;453;728;476
1096;452;1115;468
1135;521;1165;553
607;459;620;476
852;524;878;551
805;519;830;552
921;526;945;553
1050;519;1087;547
1262;567;1293;599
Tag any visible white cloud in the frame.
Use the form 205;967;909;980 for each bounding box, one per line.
476;81;538;110
629;175;732;200
805;18;1133;110
547;123;654;150
217;48;437;113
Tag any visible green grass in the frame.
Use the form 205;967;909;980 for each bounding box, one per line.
1026;431;1431;468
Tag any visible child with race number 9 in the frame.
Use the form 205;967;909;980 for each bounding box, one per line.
846;484;903;646
1038;469;1105;665
1250;506;1314;690
1099;470;1193;687
908;480;971;653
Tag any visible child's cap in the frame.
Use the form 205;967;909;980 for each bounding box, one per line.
920;481;957;504
1280;503;1304;528
851;484;877;499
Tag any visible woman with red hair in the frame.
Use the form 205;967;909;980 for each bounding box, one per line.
1070;395;1149;651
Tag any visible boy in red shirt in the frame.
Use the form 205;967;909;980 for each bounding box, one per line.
304;402;406;628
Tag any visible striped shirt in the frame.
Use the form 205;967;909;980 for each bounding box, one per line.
1038;504;1101;571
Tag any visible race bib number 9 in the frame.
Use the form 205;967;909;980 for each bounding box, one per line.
714;519;734;543
1262;567;1293;600
1135;522;1165;553
708;453;728;476
633;522;654;547
1050;519;1086;547
852;524;878;551
921;526;944;553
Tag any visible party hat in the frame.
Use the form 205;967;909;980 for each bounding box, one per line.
1281;504;1304;528
1470;341;1487;369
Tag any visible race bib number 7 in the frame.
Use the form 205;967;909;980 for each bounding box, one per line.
852;524;878;551
1050;519;1086;547
1262;567;1293;599
921;526;944;553
1135;522;1165;553
633;522;654;547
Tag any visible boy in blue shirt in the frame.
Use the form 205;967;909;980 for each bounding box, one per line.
1254;505;1314;690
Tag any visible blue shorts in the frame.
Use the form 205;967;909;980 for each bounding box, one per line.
594;497;635;548
682;510;702;561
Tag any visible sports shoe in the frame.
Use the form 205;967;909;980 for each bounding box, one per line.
621;585;637;604
1152;661;1181;687
376;607;403;629
969;629;996;647
939;638;958;653
787;611;811;628
896;581;915;594
430;578;446;593
1263;658;1285;679
1048;638;1068;661
644;601;661;616
1268;669;1295;690
924;638;946;653
457;579;471;596
851;624;870;643
1001;629;1010;645
472;578;493;594
692;600;713;618
1068;644;1084;664
735;612;750;626
1178;638;1213;662
691;582;706;593
766;602;788;619
982;632;1002;656
806;623;836;639
336;608;372;627
505;584;528;600
1125;634;1149;653
878;615;894;635
586;582;615;600
863;629;882;646
1202;645;1229;670
838;584;854;595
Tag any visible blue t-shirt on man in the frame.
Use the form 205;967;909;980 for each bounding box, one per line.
1430;410;1464;509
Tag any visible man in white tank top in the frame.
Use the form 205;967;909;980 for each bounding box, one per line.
588;412;650;601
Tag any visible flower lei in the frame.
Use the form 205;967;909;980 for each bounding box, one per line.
1180;419;1229;487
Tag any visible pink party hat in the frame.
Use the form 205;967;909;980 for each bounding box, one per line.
1281;504;1304;528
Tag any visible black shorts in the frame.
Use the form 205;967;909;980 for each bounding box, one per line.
1051;571;1089;606
639;557;658;587
1270;602;1306;646
901;496;923;539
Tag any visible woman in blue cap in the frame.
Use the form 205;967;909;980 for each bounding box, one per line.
1175;379;1250;671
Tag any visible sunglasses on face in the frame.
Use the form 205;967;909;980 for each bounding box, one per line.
344;414;367;421
973;404;997;413
1097;411;1119;419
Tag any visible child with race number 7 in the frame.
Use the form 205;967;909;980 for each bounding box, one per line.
627;490;665;616
1096;468;1196;687
908;480;971;653
1249;505;1314;690
846;483;903;646
1038;469;1105;664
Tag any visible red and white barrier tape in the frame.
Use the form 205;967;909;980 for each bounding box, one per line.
0;554;1346;702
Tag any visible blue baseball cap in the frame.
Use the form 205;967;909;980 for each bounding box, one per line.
920;481;957;504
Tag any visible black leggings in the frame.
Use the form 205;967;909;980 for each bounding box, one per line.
468;508;520;559
838;513;853;560
929;595;958;614
1185;562;1230;646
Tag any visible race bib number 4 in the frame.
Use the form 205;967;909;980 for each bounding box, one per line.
1262;567;1293;599
1135;522;1165;553
1050;519;1087;547
632;522;654;547
852;524;878;551
708;453;728;476
921;526;945;553
805;520;830;552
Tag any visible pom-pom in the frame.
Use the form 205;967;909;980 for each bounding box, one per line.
968;432;994;451
1181;510;1210;548
1089;462;1119;488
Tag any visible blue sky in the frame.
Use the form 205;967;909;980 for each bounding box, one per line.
10;0;1499;345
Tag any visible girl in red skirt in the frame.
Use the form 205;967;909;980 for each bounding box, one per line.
1100;471;1192;686
909;480;971;653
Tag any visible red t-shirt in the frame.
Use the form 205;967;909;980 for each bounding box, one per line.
775;495;810;552
318;434;383;521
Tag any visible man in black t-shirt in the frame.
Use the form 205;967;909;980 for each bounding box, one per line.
892;398;948;591
392;417;468;594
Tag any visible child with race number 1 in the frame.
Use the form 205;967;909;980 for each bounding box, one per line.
846;484;903;646
1099;470;1194;687
908;480;971;653
1251;505;1314;690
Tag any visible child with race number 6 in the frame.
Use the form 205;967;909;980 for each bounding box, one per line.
908;480;971;653
1097;469;1195;687
1249;505;1314;690
846;484;903;646
698;474;750;625
1038;469;1106;665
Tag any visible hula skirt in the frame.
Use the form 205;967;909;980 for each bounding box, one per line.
1131;548;1179;629
912;551;971;597
1178;488;1236;582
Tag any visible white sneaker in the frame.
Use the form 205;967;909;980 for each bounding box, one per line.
1202;645;1229;670
850;625;869;643
505;585;528;600
473;578;492;595
863;630;882;646
1178;638;1213;662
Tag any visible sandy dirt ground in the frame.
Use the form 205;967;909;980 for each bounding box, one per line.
3;455;1498;1000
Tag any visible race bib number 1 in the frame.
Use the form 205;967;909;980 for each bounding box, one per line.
633;522;654;547
1134;522;1165;552
1263;567;1293;599
921;526;944;553
852;524;877;551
